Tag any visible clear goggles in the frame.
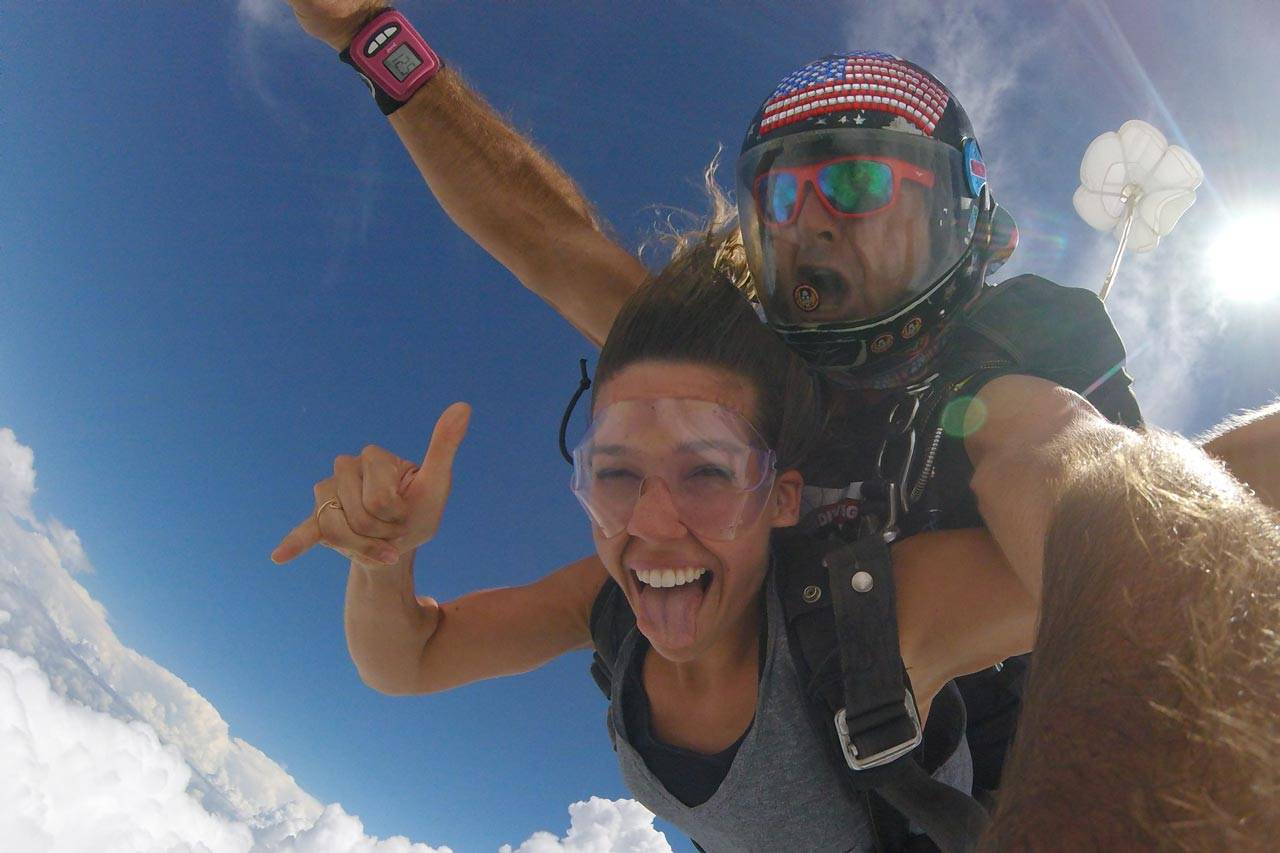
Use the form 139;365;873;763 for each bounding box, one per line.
569;398;778;541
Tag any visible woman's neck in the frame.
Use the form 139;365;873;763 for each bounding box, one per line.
642;590;765;754
648;589;765;694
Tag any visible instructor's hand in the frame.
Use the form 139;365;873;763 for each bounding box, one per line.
283;0;387;51
271;402;471;567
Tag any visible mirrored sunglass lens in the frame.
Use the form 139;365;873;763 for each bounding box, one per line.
818;160;893;214
762;173;799;223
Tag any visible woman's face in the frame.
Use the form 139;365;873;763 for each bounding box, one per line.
587;361;802;664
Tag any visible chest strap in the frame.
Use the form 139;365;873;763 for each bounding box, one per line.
782;529;990;852
827;534;922;769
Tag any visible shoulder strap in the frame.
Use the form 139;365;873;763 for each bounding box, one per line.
588;578;633;699
955;275;1143;427
778;528;989;852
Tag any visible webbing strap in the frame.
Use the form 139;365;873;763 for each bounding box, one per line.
825;535;990;852
877;761;990;853
826;535;921;769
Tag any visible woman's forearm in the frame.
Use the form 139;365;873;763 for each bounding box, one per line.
343;550;440;695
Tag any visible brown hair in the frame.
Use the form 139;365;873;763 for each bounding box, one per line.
642;150;755;300
594;230;822;471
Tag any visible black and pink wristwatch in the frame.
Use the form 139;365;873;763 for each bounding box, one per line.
339;8;442;115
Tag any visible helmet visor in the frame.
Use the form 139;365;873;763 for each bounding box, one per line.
569;399;777;541
738;129;976;331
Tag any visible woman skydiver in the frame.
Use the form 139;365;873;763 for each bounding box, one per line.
273;235;1036;852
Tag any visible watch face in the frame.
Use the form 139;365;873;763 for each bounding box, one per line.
383;44;422;82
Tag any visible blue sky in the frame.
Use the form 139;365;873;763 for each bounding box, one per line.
2;1;1279;850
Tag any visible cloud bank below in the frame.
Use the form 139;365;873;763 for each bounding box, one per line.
0;427;669;852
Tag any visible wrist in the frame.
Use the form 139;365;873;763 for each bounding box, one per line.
338;7;443;115
351;549;416;591
326;3;387;51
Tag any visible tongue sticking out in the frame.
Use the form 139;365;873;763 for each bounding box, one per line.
635;581;706;649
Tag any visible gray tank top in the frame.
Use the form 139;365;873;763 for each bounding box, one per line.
606;569;972;852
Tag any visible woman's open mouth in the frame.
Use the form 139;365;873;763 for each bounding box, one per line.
629;566;715;648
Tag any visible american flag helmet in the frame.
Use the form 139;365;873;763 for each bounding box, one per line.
741;52;975;155
735;52;1014;386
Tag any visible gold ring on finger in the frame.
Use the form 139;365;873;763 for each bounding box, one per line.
315;497;342;526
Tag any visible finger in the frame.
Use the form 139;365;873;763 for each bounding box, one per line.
333;455;402;540
360;445;414;524
271;516;321;564
312;493;401;566
406;402;472;516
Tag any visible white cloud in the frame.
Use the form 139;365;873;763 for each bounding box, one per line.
230;0;312;119
0;427;664;851
0;428;38;524
0;649;255;852
1095;224;1225;430
0;649;459;853
45;517;91;574
499;798;671;853
841;1;1056;151
237;0;294;29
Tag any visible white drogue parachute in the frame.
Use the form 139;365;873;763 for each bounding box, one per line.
1072;119;1203;300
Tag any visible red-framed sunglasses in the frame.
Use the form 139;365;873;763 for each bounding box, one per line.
753;156;935;226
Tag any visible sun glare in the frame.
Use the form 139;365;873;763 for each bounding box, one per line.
1208;210;1280;302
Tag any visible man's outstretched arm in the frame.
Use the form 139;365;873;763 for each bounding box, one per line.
981;429;1280;849
1200;398;1280;509
968;379;1280;596
288;1;647;345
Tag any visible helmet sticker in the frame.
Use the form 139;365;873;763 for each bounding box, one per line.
901;316;923;339
757;53;949;139
793;284;821;312
871;334;895;354
964;138;987;198
885;116;925;136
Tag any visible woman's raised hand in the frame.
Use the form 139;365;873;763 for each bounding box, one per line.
283;0;388;51
271;402;472;567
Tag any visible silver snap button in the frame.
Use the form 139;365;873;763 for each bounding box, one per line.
802;585;822;604
851;571;874;593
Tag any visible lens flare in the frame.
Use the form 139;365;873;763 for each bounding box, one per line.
1207;210;1280;302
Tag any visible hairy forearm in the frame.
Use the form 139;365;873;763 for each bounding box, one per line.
297;6;646;344
1200;398;1280;510
388;68;647;344
344;551;440;695
982;431;1280;849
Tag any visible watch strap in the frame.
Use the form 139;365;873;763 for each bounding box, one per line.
338;8;442;116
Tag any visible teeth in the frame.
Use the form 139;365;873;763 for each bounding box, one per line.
635;567;708;588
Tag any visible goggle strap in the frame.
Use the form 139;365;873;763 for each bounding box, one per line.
559;358;593;465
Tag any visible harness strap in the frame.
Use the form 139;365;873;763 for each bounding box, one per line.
828;535;989;852
589;579;632;704
826;535;922;769
781;528;989;852
876;759;990;853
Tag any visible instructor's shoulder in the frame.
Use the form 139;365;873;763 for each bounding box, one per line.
961;274;1142;428
964;274;1121;363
